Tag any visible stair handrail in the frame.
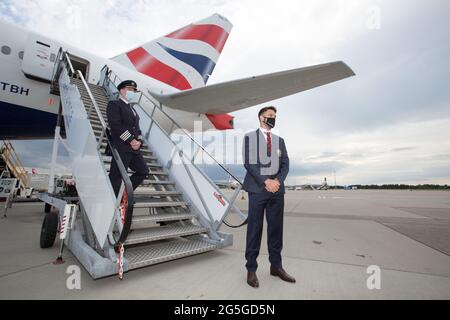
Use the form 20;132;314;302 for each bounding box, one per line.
100;65;247;228
50;48;63;92
100;65;243;187
54;51;135;246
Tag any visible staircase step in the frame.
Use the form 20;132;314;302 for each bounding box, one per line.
80;95;108;105
131;212;196;225
88;88;106;93
99;149;154;158
85;100;107;107
80;97;107;106
80;92;108;100
104;168;168;176
92;128;106;135
146;171;168;176
102;157;161;168
88;116;108;126
71;79;104;90
82;104;108;113
90;118;109;126
103;164;168;176
124;224;207;245
133;201;187;208
141;180;175;186
99;146;154;156
88;83;104;89
88;112;107;119
102;154;157;162
81;101;108;111
71;78;95;84
92;104;109;112
86;106;107;113
125;238;217;270
87;108;107;117
133;190;181;196
82;105;108;116
88;114;108;123
87;101;107;107
89;86;104;90
91;122;107;130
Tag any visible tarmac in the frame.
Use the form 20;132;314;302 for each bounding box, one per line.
0;189;449;299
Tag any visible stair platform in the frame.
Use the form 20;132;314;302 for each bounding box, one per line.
125;224;207;245
125;237;217;270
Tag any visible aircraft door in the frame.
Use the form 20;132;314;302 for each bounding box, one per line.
66;53;90;79
21;32;59;81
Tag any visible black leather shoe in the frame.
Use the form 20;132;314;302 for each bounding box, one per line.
247;271;259;288
270;267;296;283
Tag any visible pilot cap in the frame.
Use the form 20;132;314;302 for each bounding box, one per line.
117;80;138;91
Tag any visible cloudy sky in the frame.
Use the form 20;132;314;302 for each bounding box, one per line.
1;0;450;185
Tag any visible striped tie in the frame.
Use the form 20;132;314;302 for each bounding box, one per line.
267;132;272;156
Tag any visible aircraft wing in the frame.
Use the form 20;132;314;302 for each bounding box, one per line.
150;61;355;114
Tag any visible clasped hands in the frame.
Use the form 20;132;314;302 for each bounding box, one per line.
265;178;280;193
130;139;141;150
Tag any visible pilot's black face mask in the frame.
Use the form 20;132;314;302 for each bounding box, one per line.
263;116;276;128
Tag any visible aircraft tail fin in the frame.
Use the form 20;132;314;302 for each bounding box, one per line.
111;13;232;91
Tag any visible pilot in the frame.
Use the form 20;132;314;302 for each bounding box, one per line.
106;80;149;196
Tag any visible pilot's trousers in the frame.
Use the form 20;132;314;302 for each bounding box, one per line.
108;151;149;197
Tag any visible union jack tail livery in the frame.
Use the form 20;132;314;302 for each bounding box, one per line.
111;13;233;91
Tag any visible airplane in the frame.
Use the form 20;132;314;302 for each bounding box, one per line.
286;177;330;190
0;13;355;140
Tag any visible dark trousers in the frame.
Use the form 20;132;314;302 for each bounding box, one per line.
245;190;284;272
109;151;149;197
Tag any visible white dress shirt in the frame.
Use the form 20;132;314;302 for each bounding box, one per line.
259;127;271;141
120;97;137;117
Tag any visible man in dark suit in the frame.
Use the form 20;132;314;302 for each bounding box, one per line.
242;106;296;288
107;80;149;196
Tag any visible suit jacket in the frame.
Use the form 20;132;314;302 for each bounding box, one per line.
106;99;142;153
242;129;289;194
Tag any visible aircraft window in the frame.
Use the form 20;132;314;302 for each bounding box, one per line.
18;51;24;60
1;45;11;55
50;53;56;62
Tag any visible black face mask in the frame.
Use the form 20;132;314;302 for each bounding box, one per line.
263;117;276;128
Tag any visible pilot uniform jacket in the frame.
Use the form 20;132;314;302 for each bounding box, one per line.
242;129;289;194
106;99;142;153
106;98;149;196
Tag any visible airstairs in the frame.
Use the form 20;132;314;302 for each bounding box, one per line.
38;49;245;279
0;140;29;189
